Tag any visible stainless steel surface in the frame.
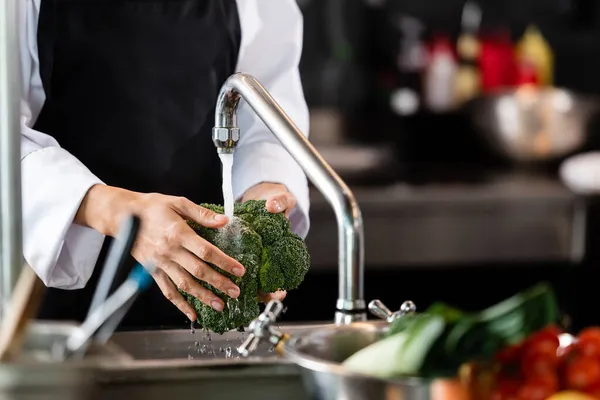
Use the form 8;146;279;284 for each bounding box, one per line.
368;299;417;322
306;174;579;267
213;73;366;321
0;321;130;400
96;366;308;400
283;323;432;400
17;324;332;400
83;322;432;399
64;281;140;359
0;363;94;400
212;127;240;154
0;0;24;317
469;86;599;163
108;323;327;366
238;299;285;357
18;321;130;363
237;301;426;400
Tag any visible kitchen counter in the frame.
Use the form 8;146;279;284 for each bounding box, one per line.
304;171;585;268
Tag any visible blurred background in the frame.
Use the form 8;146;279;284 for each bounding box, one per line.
282;0;600;331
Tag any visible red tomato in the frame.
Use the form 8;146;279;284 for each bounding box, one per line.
565;356;600;390
529;371;558;388
579;327;600;341
491;389;519;400
558;341;577;361
497;343;525;364
583;383;600;398
516;379;558;400
528;326;563;342
491;380;522;400
521;352;558;380
524;328;561;357
577;328;600;360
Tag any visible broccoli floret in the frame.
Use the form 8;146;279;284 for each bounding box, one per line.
265;233;310;290
259;247;285;294
180;200;310;334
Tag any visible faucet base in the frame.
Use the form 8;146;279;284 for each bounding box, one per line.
336;298;366;311
334;311;367;325
334;299;367;325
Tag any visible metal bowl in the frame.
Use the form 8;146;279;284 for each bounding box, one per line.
282;322;436;400
467;86;599;163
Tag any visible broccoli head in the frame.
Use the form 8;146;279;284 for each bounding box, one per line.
180;200;310;334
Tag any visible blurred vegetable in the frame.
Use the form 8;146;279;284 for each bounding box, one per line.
486;322;600;398
341;283;559;379
342;314;445;378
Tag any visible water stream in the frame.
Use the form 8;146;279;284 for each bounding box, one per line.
219;153;235;219
183;152;242;360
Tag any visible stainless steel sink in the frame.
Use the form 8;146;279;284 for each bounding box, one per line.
109;323;329;363
94;324;334;400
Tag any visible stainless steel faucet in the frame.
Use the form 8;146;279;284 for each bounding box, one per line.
212;73;366;323
0;0;25;319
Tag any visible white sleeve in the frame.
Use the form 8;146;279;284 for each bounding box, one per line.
233;0;311;239
20;0;105;289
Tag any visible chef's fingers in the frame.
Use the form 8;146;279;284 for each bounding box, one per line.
151;268;197;321
172;249;240;299
171;196;229;228
156;261;225;313
258;290;287;303
180;232;245;277
266;193;296;217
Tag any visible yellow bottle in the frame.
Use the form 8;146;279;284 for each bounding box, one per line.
454;33;481;105
516;25;554;86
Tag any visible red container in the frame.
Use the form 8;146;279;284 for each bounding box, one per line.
479;32;517;92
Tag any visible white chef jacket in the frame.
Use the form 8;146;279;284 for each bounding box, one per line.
19;0;311;290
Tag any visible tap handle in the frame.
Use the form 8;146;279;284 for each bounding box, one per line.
237;300;285;357
399;300;417;316
368;299;417;322
238;335;261;358
263;299;285;319
368;300;394;321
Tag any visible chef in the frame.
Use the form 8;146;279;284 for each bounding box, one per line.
19;0;310;328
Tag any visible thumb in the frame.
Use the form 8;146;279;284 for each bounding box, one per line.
172;197;229;228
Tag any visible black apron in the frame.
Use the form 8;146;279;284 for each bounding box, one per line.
34;0;242;329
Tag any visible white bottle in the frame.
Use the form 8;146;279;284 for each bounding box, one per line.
424;38;458;113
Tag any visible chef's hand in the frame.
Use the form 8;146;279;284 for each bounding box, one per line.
241;182;296;303
75;185;245;321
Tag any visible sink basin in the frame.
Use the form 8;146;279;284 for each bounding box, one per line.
93;324;335;400
108;323;331;364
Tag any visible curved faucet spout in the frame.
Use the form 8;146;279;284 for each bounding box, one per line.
213;73;366;323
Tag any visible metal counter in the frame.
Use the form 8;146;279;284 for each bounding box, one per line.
305;173;583;268
93;325;327;400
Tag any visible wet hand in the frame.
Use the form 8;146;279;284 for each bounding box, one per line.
258;291;287;303
241;182;296;217
76;186;245;321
